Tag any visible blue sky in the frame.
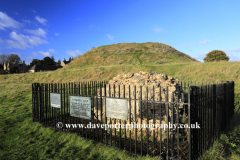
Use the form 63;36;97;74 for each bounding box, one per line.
0;0;240;65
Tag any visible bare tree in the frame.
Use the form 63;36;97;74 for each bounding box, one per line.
7;54;21;63
0;53;9;65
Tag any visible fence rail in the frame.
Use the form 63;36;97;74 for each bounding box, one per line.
32;81;235;160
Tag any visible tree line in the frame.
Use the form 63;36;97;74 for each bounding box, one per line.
29;56;74;67
0;53;74;74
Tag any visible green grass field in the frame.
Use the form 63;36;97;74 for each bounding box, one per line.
1;62;240;159
1;42;240;159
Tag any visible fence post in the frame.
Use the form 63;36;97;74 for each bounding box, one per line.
32;83;40;122
40;83;44;123
231;81;235;119
216;83;223;139
170;92;174;158
225;81;229;127
188;86;191;160
104;84;107;145
174;84;182;159
223;83;227;130
219;83;224;132
166;86;169;159
190;85;198;159
45;83;48;127
212;84;217;142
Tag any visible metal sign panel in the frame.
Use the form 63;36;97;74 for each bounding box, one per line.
106;98;128;120
50;93;61;108
69;96;91;119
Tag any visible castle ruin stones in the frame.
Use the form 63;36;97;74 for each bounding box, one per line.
93;72;185;134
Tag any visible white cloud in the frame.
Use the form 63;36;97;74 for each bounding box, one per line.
15;12;18;15
0;11;22;30
10;31;23;41
55;33;59;36
199;39;210;45
28;36;48;46
6;40;29;49
9;32;29;48
22;19;31;24
32;52;37;56
32;10;36;13
66;50;81;57
107;34;114;41
10;31;47;46
35;16;47;25
153;26;163;32
0;37;3;43
39;51;50;57
7;31;48;49
25;28;47;37
89;25;100;30
48;49;57;53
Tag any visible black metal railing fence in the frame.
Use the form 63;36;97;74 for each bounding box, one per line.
32;80;235;160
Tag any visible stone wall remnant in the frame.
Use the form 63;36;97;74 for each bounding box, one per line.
93;71;185;135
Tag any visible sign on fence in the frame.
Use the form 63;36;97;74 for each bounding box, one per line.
50;93;61;108
106;98;128;120
69;96;91;119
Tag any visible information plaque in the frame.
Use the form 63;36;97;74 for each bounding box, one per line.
106;98;128;120
50;93;61;108
69;96;91;119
